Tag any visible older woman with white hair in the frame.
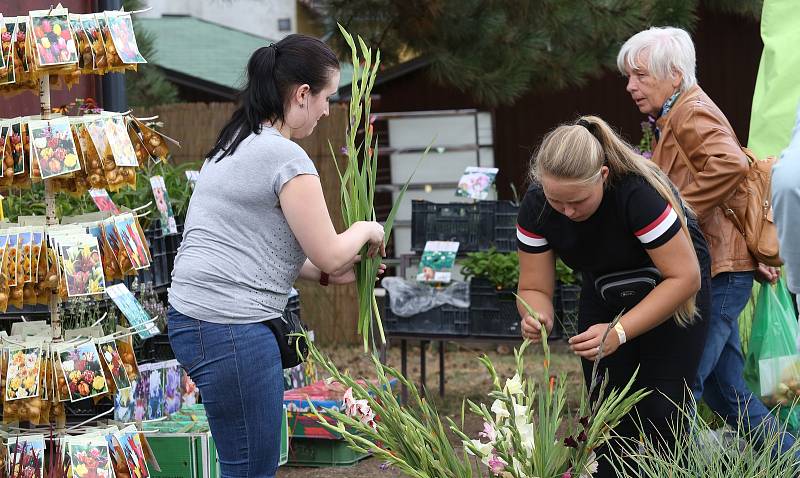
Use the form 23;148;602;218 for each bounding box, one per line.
617;26;795;455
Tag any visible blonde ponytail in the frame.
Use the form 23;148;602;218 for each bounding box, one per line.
531;115;698;327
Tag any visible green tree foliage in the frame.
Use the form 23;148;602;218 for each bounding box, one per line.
124;0;179;108
321;0;760;105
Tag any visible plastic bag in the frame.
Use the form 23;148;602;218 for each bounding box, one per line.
381;277;469;317
744;278;800;430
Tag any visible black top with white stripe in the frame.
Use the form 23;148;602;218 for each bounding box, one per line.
516;174;684;277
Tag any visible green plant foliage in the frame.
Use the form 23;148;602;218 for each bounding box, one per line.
460;249;577;290
4;160;201;227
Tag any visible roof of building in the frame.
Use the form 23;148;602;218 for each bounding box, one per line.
137;16;353;99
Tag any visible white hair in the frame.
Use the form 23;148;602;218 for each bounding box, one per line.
617;27;697;92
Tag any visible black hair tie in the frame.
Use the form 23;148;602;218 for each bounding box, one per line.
576;118;608;165
576;118;595;134
268;43;279;53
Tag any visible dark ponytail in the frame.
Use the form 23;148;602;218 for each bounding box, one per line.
207;34;339;161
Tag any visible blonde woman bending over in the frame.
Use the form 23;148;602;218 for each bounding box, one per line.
517;116;711;478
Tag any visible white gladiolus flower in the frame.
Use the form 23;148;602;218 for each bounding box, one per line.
504;374;524;395
466;439;493;458
491;399;510;419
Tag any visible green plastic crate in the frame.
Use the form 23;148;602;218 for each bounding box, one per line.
147;432;219;478
286;437;370;467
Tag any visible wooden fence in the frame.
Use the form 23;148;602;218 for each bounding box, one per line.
140;102;361;344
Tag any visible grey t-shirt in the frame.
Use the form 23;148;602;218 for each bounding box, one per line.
168;126;318;323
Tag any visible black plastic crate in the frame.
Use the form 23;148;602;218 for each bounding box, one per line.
492;201;519;253
137;333;175;362
384;295;470;336
411;200;519;253
469;278;569;339
411;200;496;253
556;283;581;338
65;396;113;421
468;278;520;337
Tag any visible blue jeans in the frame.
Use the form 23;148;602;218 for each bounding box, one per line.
168;307;284;478
693;272;797;455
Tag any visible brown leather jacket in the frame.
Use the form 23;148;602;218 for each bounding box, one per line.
652;85;756;277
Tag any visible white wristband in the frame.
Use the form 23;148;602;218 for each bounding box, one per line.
614;322;627;345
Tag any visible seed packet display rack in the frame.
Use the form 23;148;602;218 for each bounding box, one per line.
1;5;159;342
0;5;177;436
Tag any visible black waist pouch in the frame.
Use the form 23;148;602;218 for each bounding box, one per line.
265;310;308;369
594;267;662;310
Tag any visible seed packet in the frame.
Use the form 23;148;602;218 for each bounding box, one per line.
5;232;18;288
6;434;45;478
114;213;150;270
29;8;79;67
8;121;25;176
59;236;106;297
0;20;15;86
89;188;120;214
102;217;134;276
86;117;132;191
0;235;10;313
13;18;32;75
163;360;182;415
52;349;69;402
0;125;13;188
97;13;122;68
0;14;5;70
106;284;158;339
114;381;135;423
149;176;178;235
104;115;138;167
115;338;140;382
69;13;92;70
146;366;164;420
57;340;109;401
456;166;499;200
181;369;200;406
116;424;150;478
417;241;460;283
75;120;108;190
106;427;132;478
16;230;32;284
28;118;81;179
133;363;149;421
80;14;107;71
127;119;150;166
67;435;113;478
5;345;42;401
105;12;146;64
31;230;43;282
98;339;131;392
132;118;175;163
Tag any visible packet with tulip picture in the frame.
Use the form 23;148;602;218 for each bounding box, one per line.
56;339;109;402
105;11;146;64
29;118;82;179
28;8;79;68
67;435;114;478
80;13;107;71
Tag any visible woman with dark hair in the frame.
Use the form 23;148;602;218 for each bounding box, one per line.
167;34;385;477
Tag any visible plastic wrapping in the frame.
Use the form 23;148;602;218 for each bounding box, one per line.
381;277;469;317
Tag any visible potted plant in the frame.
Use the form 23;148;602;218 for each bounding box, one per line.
461;249;580;338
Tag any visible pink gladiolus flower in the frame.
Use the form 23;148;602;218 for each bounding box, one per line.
479;421;497;442
487;454;506;475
